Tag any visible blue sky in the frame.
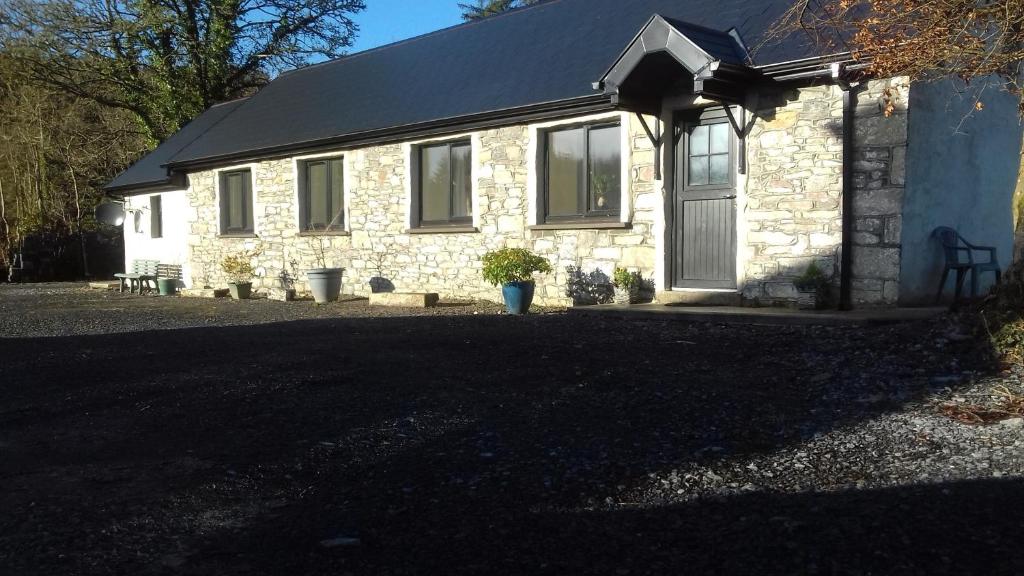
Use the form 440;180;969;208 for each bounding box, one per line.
350;0;466;53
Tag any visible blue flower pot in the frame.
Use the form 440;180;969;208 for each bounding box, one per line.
501;281;535;315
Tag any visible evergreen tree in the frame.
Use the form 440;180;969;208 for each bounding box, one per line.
459;0;539;21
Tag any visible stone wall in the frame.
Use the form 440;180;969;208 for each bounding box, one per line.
743;84;845;304
741;78;907;306
185;112;657;305
179;80;909;308
851;78;908;305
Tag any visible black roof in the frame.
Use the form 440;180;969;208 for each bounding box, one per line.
660;18;748;65
106;98;247;192
110;0;818;191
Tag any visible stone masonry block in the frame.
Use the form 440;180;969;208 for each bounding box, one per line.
854;114;908;147
852;247;901;280
884;215;903;245
853;188;903;216
890;146;906;186
369;292;440;308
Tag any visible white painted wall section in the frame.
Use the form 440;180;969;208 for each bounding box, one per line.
123;190;192;288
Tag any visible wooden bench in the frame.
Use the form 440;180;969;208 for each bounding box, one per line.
157;264;183;282
115;259;160;294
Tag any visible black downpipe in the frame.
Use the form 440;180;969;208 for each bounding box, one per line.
839;85;862;311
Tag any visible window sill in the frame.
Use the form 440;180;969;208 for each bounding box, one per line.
529;221;631;231
218;233;258;239
406;226;480;235
297;230;350;237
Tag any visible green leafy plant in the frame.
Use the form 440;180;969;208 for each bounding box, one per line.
591;172;614;210
793;262;828;293
482;248;552;286
221;250;261;284
613;267;642;289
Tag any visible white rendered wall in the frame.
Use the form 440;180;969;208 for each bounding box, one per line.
123;190;192;288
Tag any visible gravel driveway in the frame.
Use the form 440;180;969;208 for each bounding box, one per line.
1;283;1021;575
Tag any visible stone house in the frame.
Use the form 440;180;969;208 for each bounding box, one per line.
106;0;1023;307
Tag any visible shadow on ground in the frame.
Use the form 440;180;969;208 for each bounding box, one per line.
0;312;1017;575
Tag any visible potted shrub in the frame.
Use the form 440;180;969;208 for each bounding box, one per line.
306;214;346;304
482;247;552;315
612;267;642;305
793;262;829;310
221;250;260;300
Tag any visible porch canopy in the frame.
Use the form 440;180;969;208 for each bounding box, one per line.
596;15;762;115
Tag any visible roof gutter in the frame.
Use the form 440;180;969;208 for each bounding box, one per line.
103;172;189;195
166;94;614;172
755;52;865;81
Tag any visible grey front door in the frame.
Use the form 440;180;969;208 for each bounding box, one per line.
673;108;737;290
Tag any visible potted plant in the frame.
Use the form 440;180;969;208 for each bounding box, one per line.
306;212;346;304
482;247;552;315
221;250;260;300
612;267;642;305
793;262;829;310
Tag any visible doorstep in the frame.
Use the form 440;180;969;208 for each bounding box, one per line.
568;303;947;327
181;288;230;298
369;292;440;308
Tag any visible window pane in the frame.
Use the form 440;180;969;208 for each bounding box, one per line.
588;125;621;212
329;158;344;227
710;123;730;154
709;153;730;185
421;144;450;222
242;181;252;230
150;195;162;238
222;171;252;232
308;161;328;228
451;143;472;218
690;125;709;156
228;174;244;229
688;157;709;186
546;128;584;217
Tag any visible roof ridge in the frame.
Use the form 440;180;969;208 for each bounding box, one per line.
278;0;567;78
659;16;732;37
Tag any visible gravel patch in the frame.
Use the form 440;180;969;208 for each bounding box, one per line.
0;282;513;337
0;283;1021;575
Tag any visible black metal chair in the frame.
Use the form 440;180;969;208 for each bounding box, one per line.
932;226;1002;304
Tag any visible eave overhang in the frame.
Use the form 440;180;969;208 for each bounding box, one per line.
163;95;615;172
103;172;188;196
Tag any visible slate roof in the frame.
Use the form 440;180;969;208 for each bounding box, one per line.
109;0;819;192
106;98;247;192
660;18;749;65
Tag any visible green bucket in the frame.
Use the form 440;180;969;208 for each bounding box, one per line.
157;278;177;296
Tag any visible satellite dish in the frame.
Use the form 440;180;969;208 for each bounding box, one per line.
95;202;126;226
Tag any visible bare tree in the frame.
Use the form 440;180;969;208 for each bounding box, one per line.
1;0;366;141
768;0;1024;268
